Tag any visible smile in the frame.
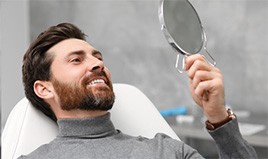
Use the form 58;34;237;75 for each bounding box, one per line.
88;79;105;86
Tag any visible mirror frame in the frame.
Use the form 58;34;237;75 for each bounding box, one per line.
158;0;206;56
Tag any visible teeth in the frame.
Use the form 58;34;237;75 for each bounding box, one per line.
88;79;105;85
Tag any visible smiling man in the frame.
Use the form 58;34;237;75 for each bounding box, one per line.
20;23;257;159
35;38;115;119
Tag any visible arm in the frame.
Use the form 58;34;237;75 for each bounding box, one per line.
208;118;257;158
184;54;257;158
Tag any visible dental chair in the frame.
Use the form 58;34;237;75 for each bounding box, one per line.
2;83;180;159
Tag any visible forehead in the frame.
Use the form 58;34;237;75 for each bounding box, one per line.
47;38;96;57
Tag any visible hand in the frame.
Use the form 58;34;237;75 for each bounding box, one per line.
184;54;228;123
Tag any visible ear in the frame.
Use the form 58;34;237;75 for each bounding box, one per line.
34;80;54;100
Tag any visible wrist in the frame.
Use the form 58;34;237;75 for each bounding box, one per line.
205;104;229;123
206;110;228;124
205;108;236;130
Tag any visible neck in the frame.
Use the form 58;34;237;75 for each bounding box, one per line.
56;109;108;120
47;99;109;120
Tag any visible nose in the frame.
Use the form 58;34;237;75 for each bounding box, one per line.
88;57;104;72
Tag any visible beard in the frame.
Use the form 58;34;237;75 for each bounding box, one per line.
51;72;115;111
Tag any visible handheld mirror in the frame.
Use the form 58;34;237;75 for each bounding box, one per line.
158;0;216;73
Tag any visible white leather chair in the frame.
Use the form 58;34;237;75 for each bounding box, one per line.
2;83;180;159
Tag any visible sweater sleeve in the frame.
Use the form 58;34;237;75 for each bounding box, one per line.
208;118;258;159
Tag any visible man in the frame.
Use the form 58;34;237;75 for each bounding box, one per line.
20;23;257;159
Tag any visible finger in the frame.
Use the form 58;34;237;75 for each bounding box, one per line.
184;54;207;71
194;78;223;100
194;80;213;100
203;91;209;101
187;59;212;79
192;69;223;88
191;70;214;89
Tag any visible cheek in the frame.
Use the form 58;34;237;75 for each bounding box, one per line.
52;65;83;84
104;67;112;81
56;72;81;84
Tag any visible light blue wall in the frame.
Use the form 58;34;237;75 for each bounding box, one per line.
2;0;267;128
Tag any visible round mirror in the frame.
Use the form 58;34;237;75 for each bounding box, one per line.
159;0;216;72
162;0;203;55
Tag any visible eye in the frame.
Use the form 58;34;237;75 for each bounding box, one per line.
97;57;103;61
70;58;82;63
95;55;103;61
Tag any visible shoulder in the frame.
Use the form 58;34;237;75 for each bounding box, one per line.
130;133;202;158
17;139;61;159
138;133;193;153
149;133;183;146
17;143;52;159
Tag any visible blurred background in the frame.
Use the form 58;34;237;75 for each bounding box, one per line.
1;0;267;158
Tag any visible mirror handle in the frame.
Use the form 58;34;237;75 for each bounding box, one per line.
175;54;186;73
175;49;216;74
203;47;216;67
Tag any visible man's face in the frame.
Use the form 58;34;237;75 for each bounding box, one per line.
48;38;115;111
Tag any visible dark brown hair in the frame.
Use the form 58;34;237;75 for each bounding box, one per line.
22;23;86;121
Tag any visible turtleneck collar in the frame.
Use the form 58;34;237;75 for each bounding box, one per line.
57;112;117;139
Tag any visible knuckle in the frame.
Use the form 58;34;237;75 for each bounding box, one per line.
188;71;194;79
195;60;203;66
195;70;203;77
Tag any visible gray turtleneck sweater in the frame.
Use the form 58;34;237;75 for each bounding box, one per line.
18;113;257;159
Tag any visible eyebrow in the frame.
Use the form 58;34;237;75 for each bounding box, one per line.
67;49;102;57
